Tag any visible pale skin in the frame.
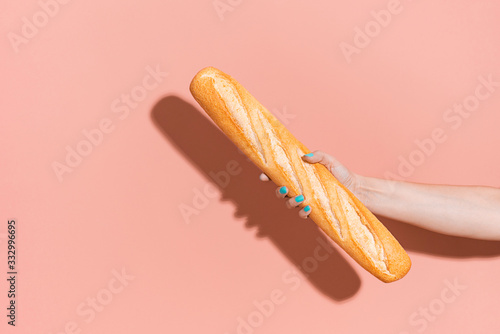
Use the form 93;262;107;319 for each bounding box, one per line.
260;150;500;241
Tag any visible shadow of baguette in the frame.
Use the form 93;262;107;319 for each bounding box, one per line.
151;95;362;301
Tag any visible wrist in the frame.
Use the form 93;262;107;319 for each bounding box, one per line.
353;175;378;212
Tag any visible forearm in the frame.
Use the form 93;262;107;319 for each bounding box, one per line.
356;176;500;240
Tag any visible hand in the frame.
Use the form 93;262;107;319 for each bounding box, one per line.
260;150;361;219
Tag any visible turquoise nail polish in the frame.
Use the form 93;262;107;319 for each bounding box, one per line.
279;186;287;195
295;195;304;202
304;153;314;157
304;205;311;212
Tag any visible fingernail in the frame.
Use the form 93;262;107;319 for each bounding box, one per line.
279;186;287;195
304;153;314;157
304;205;311;212
295;195;304;203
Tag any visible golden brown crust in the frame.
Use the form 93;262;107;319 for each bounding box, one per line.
189;67;411;282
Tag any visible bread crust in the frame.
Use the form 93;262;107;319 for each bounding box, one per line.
190;67;411;282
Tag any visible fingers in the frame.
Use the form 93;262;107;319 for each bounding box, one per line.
288;197;311;219
275;186;288;198
275;186;311;218
298;205;312;219
262;150;345;219
259;173;270;181
286;194;311;219
286;194;304;209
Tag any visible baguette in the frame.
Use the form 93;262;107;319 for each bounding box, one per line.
189;66;411;282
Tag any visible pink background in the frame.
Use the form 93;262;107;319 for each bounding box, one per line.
2;0;500;333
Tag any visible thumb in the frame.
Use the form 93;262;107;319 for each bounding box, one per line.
301;150;355;190
301;150;335;165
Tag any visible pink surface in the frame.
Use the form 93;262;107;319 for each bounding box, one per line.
2;0;500;333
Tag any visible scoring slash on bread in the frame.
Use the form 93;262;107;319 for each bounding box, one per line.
189;67;411;282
